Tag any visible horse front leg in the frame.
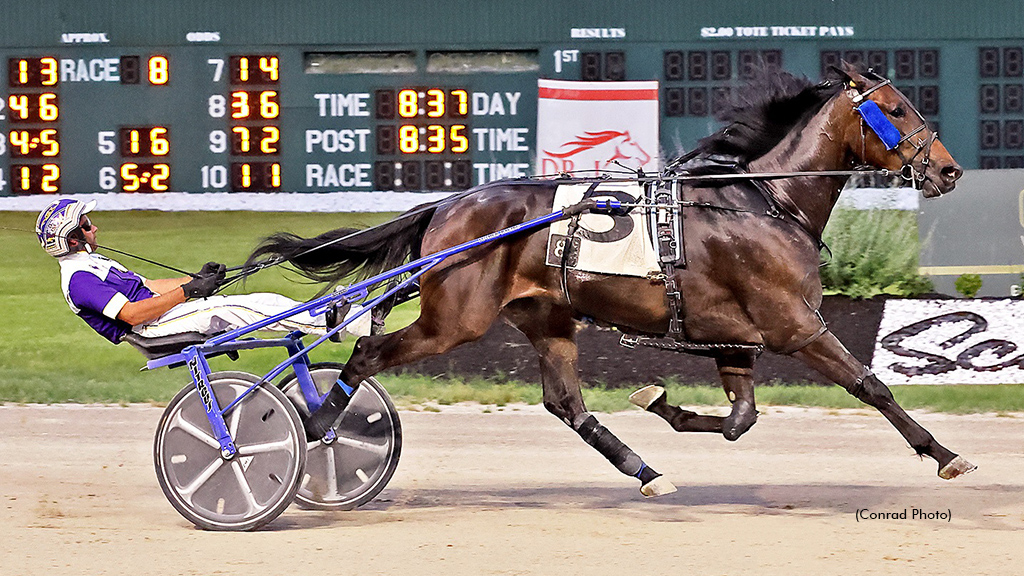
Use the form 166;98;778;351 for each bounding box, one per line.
629;353;758;441
505;301;676;497
791;330;976;479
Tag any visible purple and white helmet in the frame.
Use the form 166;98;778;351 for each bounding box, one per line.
35;198;96;257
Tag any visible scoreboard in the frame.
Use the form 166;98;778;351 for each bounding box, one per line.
2;0;1024;197
0;48;537;195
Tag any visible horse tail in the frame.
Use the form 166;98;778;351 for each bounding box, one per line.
247;200;441;289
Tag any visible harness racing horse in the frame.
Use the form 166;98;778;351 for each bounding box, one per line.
250;63;973;496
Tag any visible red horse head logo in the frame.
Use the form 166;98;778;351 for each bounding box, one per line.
542;130;653;171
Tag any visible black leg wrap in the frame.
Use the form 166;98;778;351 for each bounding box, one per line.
636;465;660;485
850;372;895;406
573;413;645;477
304;383;353;441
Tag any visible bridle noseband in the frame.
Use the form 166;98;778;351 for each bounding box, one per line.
849;77;936;190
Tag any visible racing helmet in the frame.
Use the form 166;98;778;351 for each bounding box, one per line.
35;198;96;257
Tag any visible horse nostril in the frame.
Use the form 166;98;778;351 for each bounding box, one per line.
941;164;962;182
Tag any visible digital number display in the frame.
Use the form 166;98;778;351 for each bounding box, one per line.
119;126;170;157
229;55;280;85
120;162;170;192
370;87;476;190
230;125;280;155
224;54;281;191
0;49;522;196
7;93;59;123
376;124;469;155
6;57;62;195
372;160;473;191
8;57;59;87
230;90;279;119
374;88;469;119
8;129;59;158
231;162;281;191
118;55;170;85
12;164;60;193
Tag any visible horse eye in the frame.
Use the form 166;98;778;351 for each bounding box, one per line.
891;106;906;118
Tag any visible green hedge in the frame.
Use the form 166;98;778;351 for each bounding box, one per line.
819;208;932;298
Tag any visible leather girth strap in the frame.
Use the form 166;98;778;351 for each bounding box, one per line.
647;180;686;339
620;178;763;358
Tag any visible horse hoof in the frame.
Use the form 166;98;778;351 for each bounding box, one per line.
629;385;665;410
640;475;677;497
722;402;758;442
938;455;977;480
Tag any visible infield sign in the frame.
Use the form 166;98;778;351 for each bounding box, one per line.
536;79;659;176
872;299;1024;385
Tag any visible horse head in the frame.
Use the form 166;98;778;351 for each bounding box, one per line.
835;61;962;198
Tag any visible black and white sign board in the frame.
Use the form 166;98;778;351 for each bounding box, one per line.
872;300;1024;385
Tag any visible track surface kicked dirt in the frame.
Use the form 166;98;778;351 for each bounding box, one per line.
1;403;1021;575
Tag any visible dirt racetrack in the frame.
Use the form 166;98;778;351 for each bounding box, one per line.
1;403;1022;576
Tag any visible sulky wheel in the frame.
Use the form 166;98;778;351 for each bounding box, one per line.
279;363;402;511
154;371;306;531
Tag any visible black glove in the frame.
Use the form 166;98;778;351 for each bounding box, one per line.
182;273;220;299
183;262;226;299
196;262;226;277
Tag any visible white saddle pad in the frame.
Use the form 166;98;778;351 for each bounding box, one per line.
545;182;660;277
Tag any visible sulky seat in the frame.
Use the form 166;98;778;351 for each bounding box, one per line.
123;331;238;362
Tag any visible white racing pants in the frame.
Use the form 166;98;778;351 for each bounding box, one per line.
132;293;371;339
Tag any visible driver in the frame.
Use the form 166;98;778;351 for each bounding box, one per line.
36;198;369;344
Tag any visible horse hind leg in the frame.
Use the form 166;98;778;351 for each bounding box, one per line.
504;300;676;497
305;280;503;440
629;353;758;441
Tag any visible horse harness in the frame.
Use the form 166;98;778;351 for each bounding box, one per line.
558;167;811;358
558;76;932;358
847;76;937;191
623;169;805;358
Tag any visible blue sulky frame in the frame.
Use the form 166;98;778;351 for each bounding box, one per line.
143;201;614;459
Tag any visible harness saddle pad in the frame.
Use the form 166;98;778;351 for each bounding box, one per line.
545;182;660;277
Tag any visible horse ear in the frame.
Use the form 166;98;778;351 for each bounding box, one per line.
826;64;849;83
830;60;869;91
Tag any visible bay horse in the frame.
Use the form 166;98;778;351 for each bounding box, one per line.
250;63;973;496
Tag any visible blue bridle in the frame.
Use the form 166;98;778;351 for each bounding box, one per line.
850;77;935;188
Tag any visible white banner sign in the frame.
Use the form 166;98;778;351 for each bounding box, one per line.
871;300;1024;385
536;79;659;176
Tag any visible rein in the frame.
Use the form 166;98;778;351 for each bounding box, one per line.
230;167;888;287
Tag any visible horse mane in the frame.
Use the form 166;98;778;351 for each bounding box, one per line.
686;68;845;165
